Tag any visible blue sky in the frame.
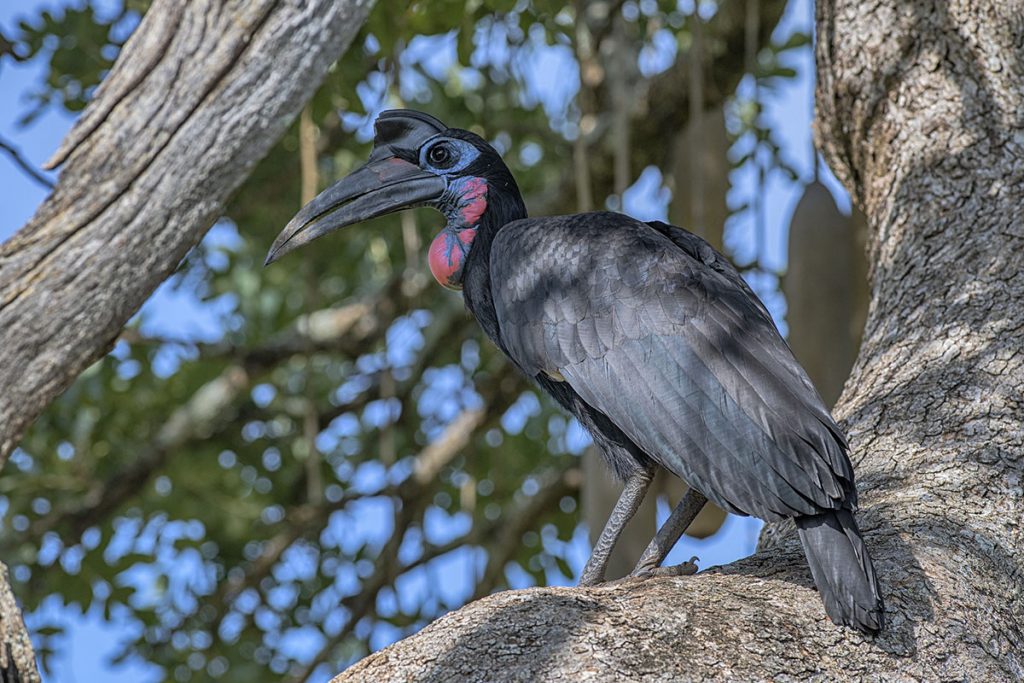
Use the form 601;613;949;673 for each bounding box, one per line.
0;0;851;680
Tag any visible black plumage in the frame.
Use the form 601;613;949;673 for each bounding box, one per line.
493;212;853;518
489;212;882;631
267;110;884;634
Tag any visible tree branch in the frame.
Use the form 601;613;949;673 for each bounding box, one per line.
0;0;377;467
0;135;53;189
10;278;416;550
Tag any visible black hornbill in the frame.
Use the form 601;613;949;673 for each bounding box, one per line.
266;110;884;633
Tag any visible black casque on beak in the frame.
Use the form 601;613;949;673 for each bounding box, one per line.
265;110;449;265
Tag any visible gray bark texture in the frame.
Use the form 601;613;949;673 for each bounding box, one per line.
0;0;374;675
0;563;38;683
330;2;1024;680
0;0;374;467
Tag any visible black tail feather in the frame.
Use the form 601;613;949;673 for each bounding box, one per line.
795;508;884;634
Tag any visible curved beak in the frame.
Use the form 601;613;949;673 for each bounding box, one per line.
265;157;446;265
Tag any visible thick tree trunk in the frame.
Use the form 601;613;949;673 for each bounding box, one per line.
0;0;373;675
329;1;1024;680
0;0;374;468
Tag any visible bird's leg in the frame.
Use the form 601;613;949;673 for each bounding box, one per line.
578;467;655;586
630;488;708;578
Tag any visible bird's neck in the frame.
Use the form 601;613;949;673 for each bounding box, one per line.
427;175;526;291
458;181;526;351
424;173;525;350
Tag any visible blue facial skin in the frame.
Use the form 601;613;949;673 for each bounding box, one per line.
418;137;481;177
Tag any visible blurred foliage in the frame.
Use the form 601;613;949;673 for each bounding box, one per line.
5;1;147;124
1;0;805;681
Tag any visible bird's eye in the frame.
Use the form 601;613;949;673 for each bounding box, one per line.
427;143;453;168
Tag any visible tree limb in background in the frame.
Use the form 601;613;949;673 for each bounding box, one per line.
0;0;377;468
472;466;581;602
293;463;581;683
285;382;534;683
0;134;53;189
550;0;789;214
8;278;415;550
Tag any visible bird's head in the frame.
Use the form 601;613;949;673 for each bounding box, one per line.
265;109;523;290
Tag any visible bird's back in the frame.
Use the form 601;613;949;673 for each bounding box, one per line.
490;212;856;521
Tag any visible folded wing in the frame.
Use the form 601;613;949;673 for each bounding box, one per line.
491;212;855;521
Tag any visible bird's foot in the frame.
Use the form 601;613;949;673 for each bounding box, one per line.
630;556;699;579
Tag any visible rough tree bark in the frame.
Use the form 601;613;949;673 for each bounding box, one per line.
329;1;1024;680
0;0;374;468
0;562;38;683
0;0;374;678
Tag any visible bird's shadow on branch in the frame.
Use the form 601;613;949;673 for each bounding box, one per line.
406;590;610;683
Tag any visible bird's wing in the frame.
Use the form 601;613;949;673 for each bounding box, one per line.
645;220;774;322
491;212;854;520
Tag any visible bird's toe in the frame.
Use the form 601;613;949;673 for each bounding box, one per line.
630;556;699;579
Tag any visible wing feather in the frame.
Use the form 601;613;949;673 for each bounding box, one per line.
491;212;855;520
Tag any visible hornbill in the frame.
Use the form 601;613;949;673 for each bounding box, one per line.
266;110;884;633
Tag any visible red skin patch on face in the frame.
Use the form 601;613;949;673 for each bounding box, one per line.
458;178;488;225
428;227;477;290
427;177;488;290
